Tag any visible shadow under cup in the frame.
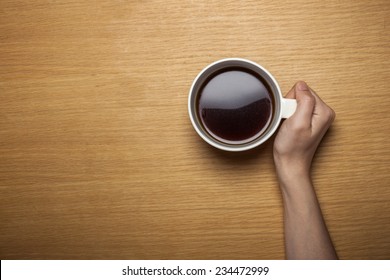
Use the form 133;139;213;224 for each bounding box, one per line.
188;58;285;152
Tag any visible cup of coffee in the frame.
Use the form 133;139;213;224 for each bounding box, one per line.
188;58;297;152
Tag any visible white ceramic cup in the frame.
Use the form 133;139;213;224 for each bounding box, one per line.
188;58;297;152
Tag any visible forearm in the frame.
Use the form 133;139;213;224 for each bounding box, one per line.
273;81;337;259
279;175;338;260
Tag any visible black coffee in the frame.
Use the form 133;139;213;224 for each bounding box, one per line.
197;67;274;145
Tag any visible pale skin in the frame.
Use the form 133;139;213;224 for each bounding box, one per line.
273;81;338;259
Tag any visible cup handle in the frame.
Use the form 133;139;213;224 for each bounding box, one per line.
281;98;297;118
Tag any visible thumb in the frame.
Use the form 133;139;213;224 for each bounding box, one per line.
290;81;316;129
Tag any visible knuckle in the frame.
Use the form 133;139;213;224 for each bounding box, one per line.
301;92;315;102
298;94;315;108
331;108;336;119
300;94;315;107
289;121;308;133
323;106;336;123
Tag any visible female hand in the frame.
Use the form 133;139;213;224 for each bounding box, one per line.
273;81;335;183
273;81;338;259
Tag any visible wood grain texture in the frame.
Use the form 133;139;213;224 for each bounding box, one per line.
0;0;389;259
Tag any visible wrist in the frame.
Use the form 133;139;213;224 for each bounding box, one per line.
274;163;314;199
273;157;311;183
278;175;319;215
278;174;312;194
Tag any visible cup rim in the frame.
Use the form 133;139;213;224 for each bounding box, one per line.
188;58;283;152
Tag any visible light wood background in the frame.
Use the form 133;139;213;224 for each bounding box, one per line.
1;0;389;260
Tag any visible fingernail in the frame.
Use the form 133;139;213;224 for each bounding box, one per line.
297;81;309;91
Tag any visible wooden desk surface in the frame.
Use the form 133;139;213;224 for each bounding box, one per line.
1;0;389;259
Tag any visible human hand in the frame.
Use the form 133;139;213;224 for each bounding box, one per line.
273;82;338;260
273;81;335;183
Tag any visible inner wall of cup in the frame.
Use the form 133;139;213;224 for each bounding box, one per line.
190;59;282;149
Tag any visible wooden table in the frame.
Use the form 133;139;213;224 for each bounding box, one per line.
1;0;389;260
